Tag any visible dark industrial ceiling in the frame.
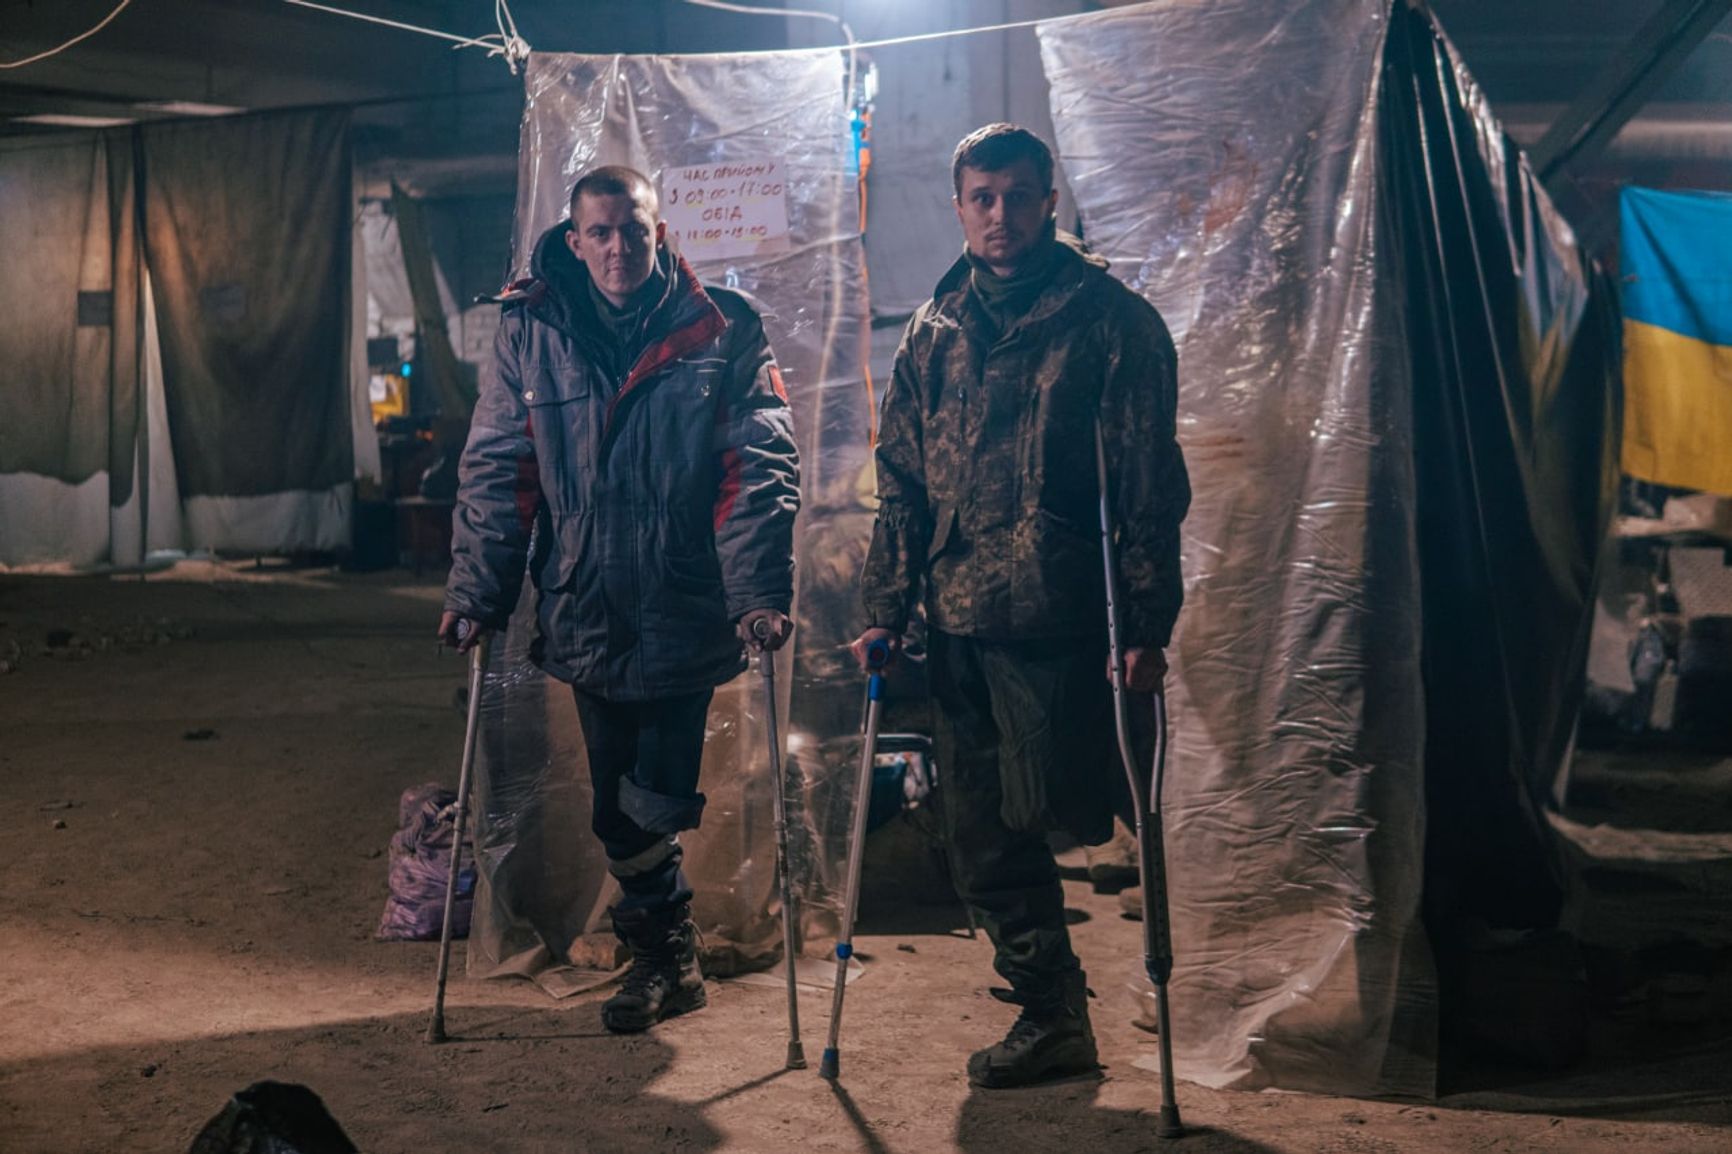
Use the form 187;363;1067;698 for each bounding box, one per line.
4;1;1729;228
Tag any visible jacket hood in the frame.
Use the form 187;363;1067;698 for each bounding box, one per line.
526;220;683;338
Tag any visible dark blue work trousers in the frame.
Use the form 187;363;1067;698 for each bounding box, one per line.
572;686;715;915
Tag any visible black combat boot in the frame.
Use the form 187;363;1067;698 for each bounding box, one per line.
601;904;707;1033
967;970;1098;1088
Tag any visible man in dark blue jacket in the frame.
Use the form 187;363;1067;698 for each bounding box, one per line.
440;166;801;1033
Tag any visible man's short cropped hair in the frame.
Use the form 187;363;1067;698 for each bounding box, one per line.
951;124;1055;197
570;165;659;219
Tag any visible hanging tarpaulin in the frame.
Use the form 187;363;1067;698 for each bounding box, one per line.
1621;187;1732;497
1039;0;1617;1096
141;108;356;553
1038;0;1431;1097
389;183;476;420
2;109;364;568
469;51;872;988
1382;3;1618;943
0;130;145;568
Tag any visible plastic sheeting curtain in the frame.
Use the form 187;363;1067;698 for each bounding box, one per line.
1038;0;1616;1094
462;0;1614;1096
468;52;873;987
1039;0;1432;1098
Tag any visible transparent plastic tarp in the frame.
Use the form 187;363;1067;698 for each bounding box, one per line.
1039;0;1615;1095
1039;0;1431;1095
462;1;1614;1099
468;50;872;991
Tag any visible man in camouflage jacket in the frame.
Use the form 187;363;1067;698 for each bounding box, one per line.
442;166;800;1035
854;125;1189;1088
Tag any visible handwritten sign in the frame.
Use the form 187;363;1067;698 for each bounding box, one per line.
661;161;792;263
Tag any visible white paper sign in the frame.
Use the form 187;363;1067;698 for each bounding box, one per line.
661;161;792;262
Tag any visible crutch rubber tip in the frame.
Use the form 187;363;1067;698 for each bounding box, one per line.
424;1018;447;1045
787;1041;807;1070
1156;1105;1183;1139
819;1049;840;1079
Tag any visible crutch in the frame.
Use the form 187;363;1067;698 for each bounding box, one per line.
425;624;491;1045
819;635;891;1080
1096;423;1183;1139
753;618;807;1070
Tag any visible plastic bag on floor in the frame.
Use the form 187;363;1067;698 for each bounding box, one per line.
376;782;474;941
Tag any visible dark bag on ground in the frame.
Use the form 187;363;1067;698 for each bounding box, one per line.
187;1081;356;1154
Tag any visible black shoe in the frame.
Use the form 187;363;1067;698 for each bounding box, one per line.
601;905;707;1034
967;973;1099;1089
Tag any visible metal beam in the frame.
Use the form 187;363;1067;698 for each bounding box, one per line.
1530;0;1732;189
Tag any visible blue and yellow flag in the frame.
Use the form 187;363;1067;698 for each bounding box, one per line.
1621;187;1732;496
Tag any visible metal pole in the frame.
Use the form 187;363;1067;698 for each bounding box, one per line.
754;621;807;1069
819;637;890;1080
1096;423;1182;1138
425;629;491;1045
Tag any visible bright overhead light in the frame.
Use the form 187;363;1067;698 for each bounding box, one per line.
13;113;135;127
133;100;245;117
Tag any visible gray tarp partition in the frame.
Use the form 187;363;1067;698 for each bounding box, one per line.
141;109;356;552
0;131;145;567
2;109;362;565
468;51;872;987
1039;0;1433;1095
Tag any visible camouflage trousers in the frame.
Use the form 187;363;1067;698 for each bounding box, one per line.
928;629;1130;1000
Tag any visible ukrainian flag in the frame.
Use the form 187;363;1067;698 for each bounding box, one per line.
1621;187;1732;496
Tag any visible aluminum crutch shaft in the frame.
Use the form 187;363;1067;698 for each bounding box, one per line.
754;619;807;1070
426;628;491;1045
819;637;891;1080
1097;422;1183;1138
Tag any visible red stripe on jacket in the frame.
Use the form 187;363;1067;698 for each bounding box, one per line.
714;447;743;531
515;412;540;530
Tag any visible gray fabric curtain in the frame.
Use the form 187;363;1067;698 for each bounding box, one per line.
0;131;141;499
141;108;353;499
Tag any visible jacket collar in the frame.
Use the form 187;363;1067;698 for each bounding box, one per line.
524;221;720;354
931;228;1109;336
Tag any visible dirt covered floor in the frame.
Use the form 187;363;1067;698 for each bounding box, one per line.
2;563;1729;1153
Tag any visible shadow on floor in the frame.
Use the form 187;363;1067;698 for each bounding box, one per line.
0;1008;724;1154
956;1079;1283;1154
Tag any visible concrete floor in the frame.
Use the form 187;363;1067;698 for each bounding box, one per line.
2;562;1729;1153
